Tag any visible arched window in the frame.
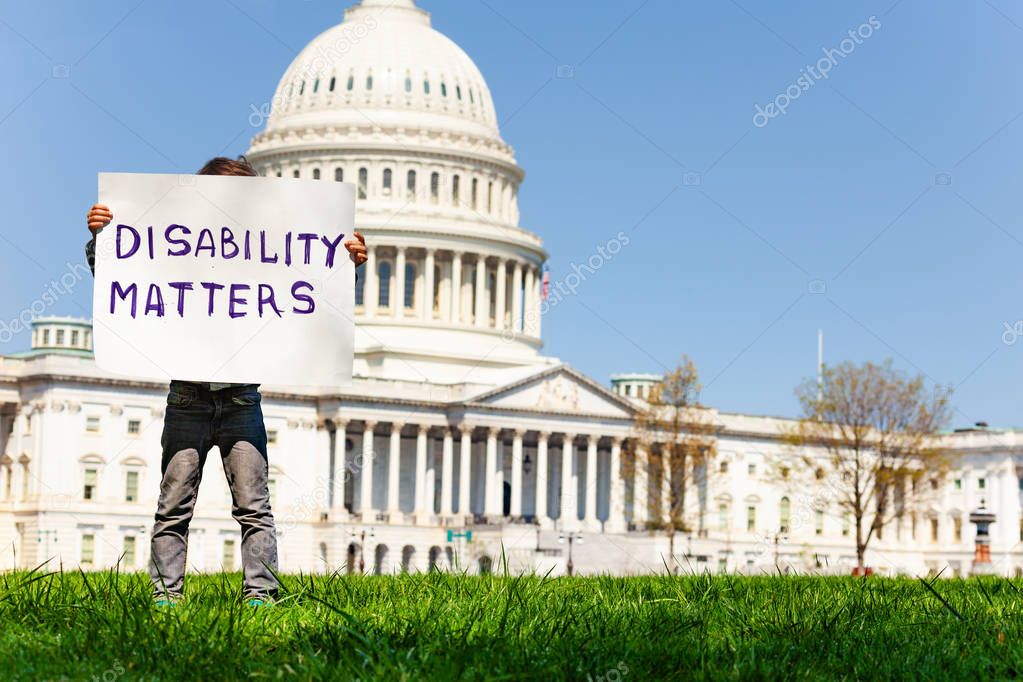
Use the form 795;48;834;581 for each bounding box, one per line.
718;502;729;531
401;545;415;572
456;85;462;100
430;172;439;204
365;73;373;90
404;263;416;309
355;269;365;306
469;88;475;104
488;271;497;320
452;175;460;205
313;78;319;93
335;168;343;182
329;76;336;92
487;181;494;212
779;497;791;533
471;178;478;209
357;167;368;199
293;169;300;178
378;261;392;308
440;81;447;97
312;168;320;180
346;74;354;91
404;75;412;93
423;78;430;95
374;544;388;575
406;170;416;199
299;81;305;95
382;168;392;195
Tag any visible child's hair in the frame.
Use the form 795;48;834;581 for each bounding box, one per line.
197;156;259;177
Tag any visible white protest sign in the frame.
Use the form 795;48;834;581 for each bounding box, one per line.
92;172;355;387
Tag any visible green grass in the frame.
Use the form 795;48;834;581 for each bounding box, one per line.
0;569;1021;680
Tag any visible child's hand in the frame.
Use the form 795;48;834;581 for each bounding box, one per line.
345;231;367;267
87;204;113;232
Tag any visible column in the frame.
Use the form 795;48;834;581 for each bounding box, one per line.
535;432;550;526
395;246;406;319
524;266;536;336
510;430;523;518
496;437;505;514
606;438;626;533
359;422;376;515
634;446;649;528
535;264;543;338
511;261;523;332
440;427;454;515
660;451;671;526
450;251;462;324
365;245;378;317
560;434;576;530
584;435;598;529
415;425;428;518
484;428;499;516
386;423;401;514
474;254;487;328
423;248;435;321
331;419;348;512
458;426;472;516
495;260;507;331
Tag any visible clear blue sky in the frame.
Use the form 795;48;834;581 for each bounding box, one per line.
1;1;1021;427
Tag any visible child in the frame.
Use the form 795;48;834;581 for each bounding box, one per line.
85;156;367;604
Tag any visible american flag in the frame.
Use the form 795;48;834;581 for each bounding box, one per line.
542;267;550;300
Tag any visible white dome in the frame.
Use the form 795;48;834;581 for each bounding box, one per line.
263;0;500;141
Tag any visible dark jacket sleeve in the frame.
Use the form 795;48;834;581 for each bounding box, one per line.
85;237;96;276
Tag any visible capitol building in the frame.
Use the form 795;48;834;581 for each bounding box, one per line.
2;0;1022;578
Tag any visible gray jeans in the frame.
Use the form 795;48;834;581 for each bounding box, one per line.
150;381;279;599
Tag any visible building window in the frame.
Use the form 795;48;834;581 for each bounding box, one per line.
86;416;100;433
71;330;79;346
718;503;728;531
299;81;305;95
430;172;439;204
719;461;728;474
747;463;756;476
358;168;368;199
471;178;478;209
267;429;278;445
746;506;756;532
335;167;343;182
440;81;447;97
347;74;354;91
452;175;460;204
404;263;416;309
366;74;373;90
406;170;416;199
313;78;319;93
20;460;29;500
487;181;493;212
404;75;412;93
423;78;430;95
456;84;462;100
779;497;790;533
42;329;50;345
378;261;392;308
127;419;141;435
125;470;139;502
122;535;136;567
293;169;300;178
223;539;236;571
56;329;64;345
815;510;824;536
953;478;962;491
355;270;365;306
930;518;939;542
313;168;321;180
329;76;336;92
978;477;986;490
2;464;11;500
382;168;392;195
83;468;98;500
954;516;962;542
81;534;95;566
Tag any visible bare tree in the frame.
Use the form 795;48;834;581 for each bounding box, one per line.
625;356;718;565
784;359;952;571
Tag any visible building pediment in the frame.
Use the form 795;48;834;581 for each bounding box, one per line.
468;365;636;419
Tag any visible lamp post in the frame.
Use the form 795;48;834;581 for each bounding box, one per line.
349;527;374;574
558;531;583;576
969;501;996;576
